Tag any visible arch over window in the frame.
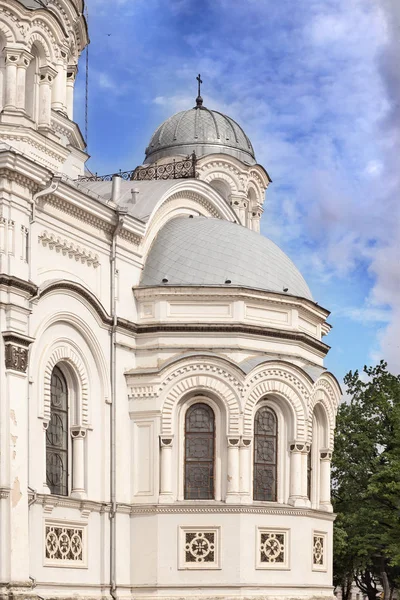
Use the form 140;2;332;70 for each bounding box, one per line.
209;178;231;202
46;366;68;495
253;406;277;501
184;403;215;500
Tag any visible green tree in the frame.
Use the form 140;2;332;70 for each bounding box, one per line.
332;361;400;600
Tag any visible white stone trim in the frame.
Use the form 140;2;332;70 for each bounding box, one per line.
178;526;221;570
256;527;290;570
312;530;327;571
160;362;242;435
44;519;87;568
243;365;310;439
43;344;89;424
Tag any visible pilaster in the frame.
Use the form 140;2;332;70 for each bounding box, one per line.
319;449;333;512
70;426;88;499
159;436;174;503
288;441;309;508
66;65;78;121
226;437;240;503
38;65;57;131
1;331;34;585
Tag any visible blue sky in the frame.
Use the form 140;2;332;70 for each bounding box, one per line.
74;0;400;382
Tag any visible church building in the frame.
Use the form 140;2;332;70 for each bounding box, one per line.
0;2;341;600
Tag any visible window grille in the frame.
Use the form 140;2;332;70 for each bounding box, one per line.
184;403;215;500
253;407;277;501
46;366;68;495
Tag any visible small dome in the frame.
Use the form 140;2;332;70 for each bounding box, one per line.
141;217;313;300
145;105;256;165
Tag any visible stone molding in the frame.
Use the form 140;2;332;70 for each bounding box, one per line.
0;273;38;295
0;167;40;193
38;230;100;267
129;354;338;446
28;492;335;520
136;323;329;355
42;345;89;424
244;375;308;439
0;133;66;165
3;331;35;373
43;194;115;235
160;362;242;435
130;504;336;519
37;280;112;326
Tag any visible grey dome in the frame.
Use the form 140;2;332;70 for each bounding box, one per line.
145;105;256;165
141;217;313;300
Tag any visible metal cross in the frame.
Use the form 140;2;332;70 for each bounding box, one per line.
196;74;203;97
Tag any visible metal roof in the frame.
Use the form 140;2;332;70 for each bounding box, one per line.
141;216;313;300
17;0;49;8
145;105;256;166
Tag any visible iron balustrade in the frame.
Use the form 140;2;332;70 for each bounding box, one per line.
78;153;197;183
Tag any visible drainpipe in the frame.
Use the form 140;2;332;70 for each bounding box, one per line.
30;176;62;224
109;205;126;600
27;175;61;511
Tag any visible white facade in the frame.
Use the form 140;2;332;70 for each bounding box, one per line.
0;3;341;600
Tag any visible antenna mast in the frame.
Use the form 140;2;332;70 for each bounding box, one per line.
85;3;89;148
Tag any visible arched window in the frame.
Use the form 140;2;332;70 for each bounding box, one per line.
46;366;69;495
253;406;277;501
184;403;215;500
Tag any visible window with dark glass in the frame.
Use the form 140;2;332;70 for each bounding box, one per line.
307;445;312;500
184;403;215;500
46;366;68;495
253;407;277;501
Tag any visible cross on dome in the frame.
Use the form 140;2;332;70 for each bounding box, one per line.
196;73;203;107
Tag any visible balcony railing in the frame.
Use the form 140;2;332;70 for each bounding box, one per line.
78;153;197;183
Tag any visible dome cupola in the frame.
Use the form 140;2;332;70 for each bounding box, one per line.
145;76;256;165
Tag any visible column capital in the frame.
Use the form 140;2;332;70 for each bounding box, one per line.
320;449;332;460
227;437;240;447
67;64;78;81
70;426;87;439
159;435;173;448
289;441;308;452
12;49;34;68
240;437;252;447
39;64;57;84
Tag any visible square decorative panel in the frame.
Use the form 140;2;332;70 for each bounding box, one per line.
312;531;327;571
257;528;290;569
179;527;221;569
44;521;87;568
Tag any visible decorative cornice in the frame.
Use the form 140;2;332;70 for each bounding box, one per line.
43;194;115;235
136;323;329;355
130;504;336;519
35;282;328;354
38;230;100;268
37;280;112;326
28;493;335;521
0;132;65;164
0;273;38;296
135;285;330;319
0;165;38;190
2;331;35;347
162;190;222;219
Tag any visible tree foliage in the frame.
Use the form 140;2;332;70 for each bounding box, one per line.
332;361;400;599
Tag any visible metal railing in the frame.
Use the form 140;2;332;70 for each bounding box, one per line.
78;153;197;183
